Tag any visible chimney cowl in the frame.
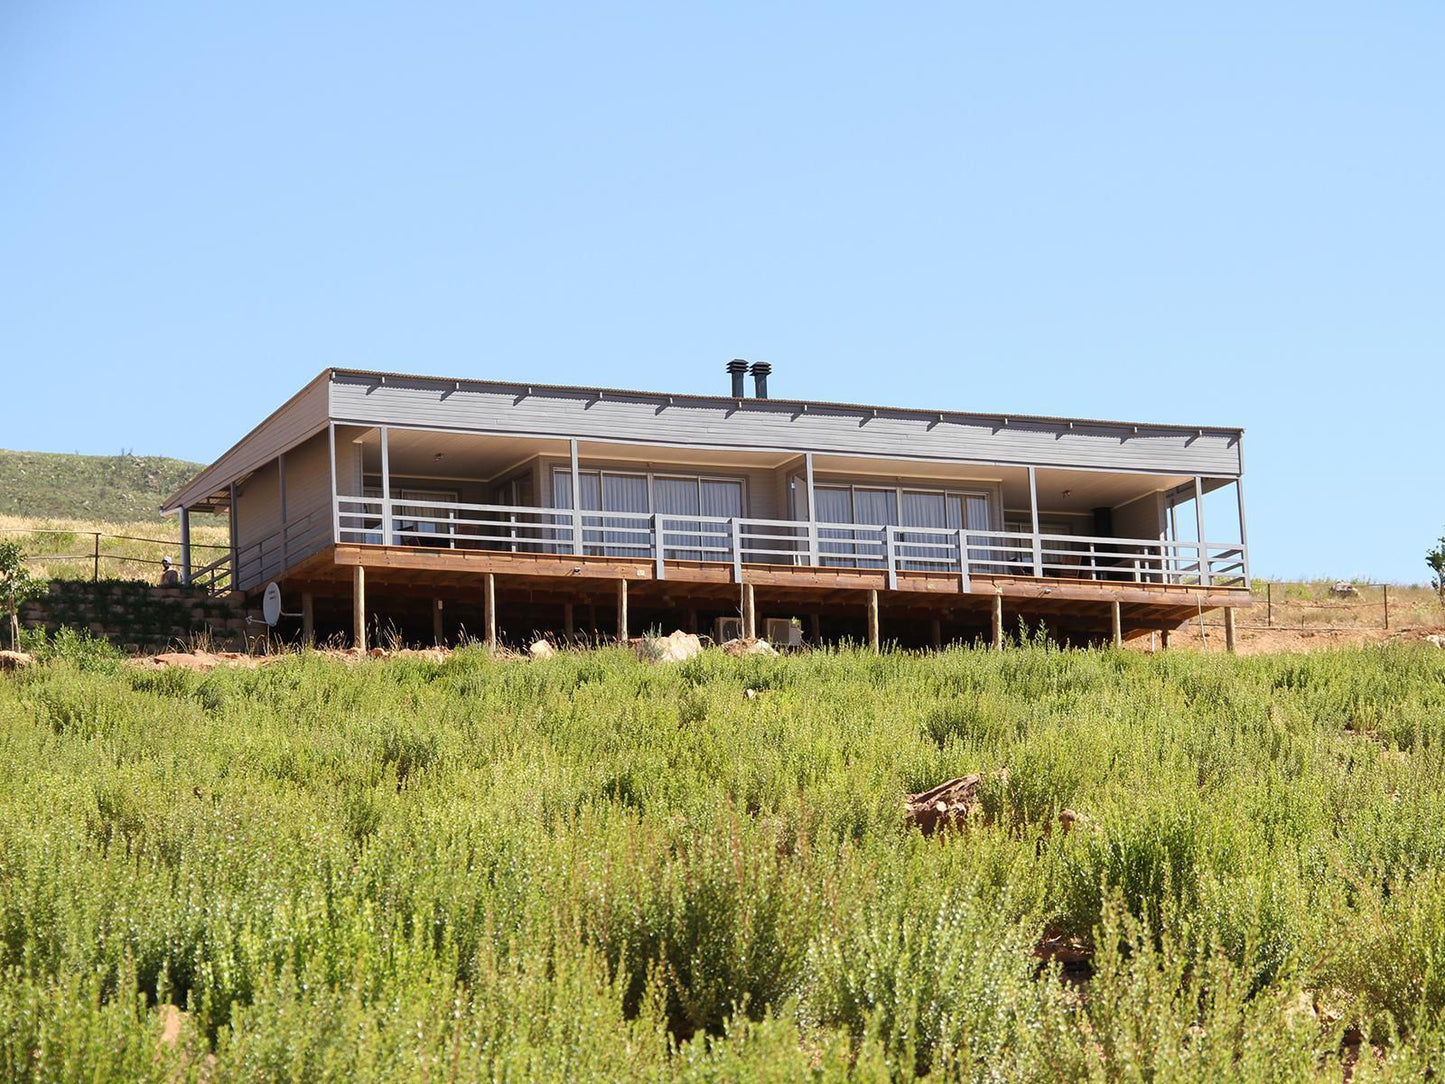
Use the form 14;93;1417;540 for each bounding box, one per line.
727;358;749;398
749;361;771;399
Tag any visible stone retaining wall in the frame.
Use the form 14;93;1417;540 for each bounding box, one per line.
21;580;251;654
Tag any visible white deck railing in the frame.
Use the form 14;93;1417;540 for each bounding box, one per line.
329;494;1248;589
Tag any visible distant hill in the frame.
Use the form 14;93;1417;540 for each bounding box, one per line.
0;449;207;522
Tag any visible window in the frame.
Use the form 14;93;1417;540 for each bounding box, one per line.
815;483;993;570
360;486;459;546
550;467;745;559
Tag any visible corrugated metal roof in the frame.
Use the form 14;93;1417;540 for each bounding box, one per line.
330;366;1244;437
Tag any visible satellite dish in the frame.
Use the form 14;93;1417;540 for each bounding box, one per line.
259;582;302;626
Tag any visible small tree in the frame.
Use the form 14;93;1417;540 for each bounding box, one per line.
1429;534;1445;600
0;540;46;650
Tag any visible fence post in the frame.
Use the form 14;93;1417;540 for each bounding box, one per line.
92;533;101;581
1382;583;1389;630
1266;582;1272;627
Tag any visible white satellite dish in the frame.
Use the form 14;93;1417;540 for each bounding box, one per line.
260;581;302;626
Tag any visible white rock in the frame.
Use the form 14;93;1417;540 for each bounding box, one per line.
639;630;703;663
528;639;557;660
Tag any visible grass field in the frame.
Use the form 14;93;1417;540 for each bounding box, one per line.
4;642;1445;1080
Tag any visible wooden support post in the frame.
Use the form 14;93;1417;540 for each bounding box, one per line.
432;598;444;647
867;589;880;652
616;578;629;642
930;618;942;651
1160;627;1170;650
1111;600;1122;648
685;608;697;634
301;591;314;646
563;602;575;639
352;565;366;651
741;582;756;639
484;573;497;650
1224;606;1237;654
809;613;821;643
991;593;1003;649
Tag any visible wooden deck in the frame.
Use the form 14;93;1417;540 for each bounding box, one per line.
275;542;1249;642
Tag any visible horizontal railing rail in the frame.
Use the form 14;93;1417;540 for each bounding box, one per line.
326;492;1248;590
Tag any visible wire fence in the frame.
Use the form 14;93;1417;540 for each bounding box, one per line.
3;528;229;584
1195;581;1440;633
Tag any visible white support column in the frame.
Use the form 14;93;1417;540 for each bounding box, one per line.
380;426;393;546
1027;466;1042;577
569;438;583;556
885;525;898;590
179;506;192;585
277;451;288;569
1235;478;1250;585
804;452;819;566
1194;476;1209;586
228;482;239;589
327;422;339;544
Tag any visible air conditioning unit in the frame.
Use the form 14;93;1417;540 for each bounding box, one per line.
764;618;803;648
714;616;743;643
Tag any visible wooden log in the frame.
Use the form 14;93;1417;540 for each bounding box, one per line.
352;565;365;651
904;774;981;835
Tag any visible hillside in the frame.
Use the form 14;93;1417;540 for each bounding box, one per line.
0;448;207;522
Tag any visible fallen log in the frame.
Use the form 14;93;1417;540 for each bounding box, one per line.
904;773;981;835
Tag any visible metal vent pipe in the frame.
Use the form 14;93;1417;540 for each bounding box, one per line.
750;361;771;399
727;359;748;398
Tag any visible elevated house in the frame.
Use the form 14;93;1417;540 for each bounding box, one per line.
162;363;1250;648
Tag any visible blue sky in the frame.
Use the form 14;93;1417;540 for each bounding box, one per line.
2;3;1441;582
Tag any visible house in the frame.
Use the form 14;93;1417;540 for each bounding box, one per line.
161;363;1250;649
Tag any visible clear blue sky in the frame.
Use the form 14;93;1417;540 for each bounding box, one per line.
3;3;1441;582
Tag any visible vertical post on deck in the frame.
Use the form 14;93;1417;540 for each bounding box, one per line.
563;603;575;639
731;519;743;582
991;593;1004;649
180;506;192;585
278;452;289;569
1194;476;1210;586
352;565;366;651
1234;477;1250;585
569;438;583;556
867;589;880;652
1224;606;1237;653
804;452;819;566
229;482;239;589
301;591;314;646
616;578;628;642
432;598;444;646
1027;466;1042;577
930;618;942;650
379;427;393;546
651;513;664;579
885;525;898;590
328;421;339;544
484;573;497;650
1111;600;1122;648
958;529;971;592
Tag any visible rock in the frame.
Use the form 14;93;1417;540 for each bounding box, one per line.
1426;634;1445;649
721;637;778;657
743;688;760;699
528;639;556;660
638;630;703;663
1057;808;1080;834
1329;582;1361;598
368;647;386;658
0;650;35;672
904;774;981;835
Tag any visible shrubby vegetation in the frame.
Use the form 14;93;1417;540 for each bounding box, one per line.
2;643;1445;1080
